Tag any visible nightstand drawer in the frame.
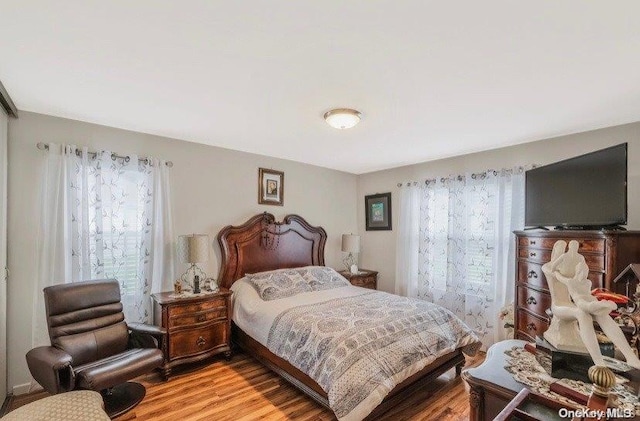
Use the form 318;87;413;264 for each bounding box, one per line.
168;298;226;317
350;275;376;289
169;322;228;358
338;269;378;290
169;308;227;328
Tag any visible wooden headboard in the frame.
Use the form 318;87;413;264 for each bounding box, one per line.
216;213;327;288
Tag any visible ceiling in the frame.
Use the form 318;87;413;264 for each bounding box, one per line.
1;1;640;174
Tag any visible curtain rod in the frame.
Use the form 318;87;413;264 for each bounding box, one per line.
36;142;173;167
396;166;532;187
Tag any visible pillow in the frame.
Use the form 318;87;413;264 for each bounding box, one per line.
246;266;350;301
246;268;312;301
301;266;350;291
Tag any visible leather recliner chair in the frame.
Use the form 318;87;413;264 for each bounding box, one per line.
26;279;166;418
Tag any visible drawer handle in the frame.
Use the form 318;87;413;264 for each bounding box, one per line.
529;252;536;257
527;270;538;279
530;240;536;245
196;336;206;347
526;296;537;305
197;314;207;322
526;323;537;332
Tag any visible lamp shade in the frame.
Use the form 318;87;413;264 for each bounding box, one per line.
341;234;361;253
178;234;210;264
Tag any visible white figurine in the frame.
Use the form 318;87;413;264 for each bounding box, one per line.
543;240;640;369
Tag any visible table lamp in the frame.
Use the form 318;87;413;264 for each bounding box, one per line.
178;234;209;293
341;234;361;274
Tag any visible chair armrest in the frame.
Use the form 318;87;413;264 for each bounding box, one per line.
128;322;167;351
26;346;74;394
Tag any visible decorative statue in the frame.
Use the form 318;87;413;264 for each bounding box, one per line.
543;240;640;369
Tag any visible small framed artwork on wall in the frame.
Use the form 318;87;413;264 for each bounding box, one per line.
365;192;392;231
258;168;284;206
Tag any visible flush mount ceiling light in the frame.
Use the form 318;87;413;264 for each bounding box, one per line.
324;108;362;130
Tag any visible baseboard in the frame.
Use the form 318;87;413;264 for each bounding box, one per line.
12;382;35;395
0;393;13;417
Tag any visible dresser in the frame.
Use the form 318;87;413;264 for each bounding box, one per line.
338;269;378;289
514;230;640;342
152;290;232;377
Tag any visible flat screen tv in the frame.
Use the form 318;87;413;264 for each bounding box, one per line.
525;143;627;229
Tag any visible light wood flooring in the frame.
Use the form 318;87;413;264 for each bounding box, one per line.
4;351;484;420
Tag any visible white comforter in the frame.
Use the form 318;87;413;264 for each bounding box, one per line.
231;277;367;346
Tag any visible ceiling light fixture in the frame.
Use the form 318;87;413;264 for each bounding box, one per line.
324;108;362;130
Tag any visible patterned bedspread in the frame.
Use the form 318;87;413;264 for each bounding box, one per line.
266;290;480;421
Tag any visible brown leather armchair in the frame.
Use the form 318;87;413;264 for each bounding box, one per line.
26;279;166;418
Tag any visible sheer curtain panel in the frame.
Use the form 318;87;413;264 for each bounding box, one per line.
395;168;526;348
34;144;175;350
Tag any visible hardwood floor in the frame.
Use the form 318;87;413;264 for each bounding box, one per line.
4;351;484;420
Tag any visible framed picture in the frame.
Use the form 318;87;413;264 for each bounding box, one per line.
258;168;284;206
365;192;392;231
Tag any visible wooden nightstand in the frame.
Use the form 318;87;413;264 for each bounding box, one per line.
338;269;378;289
152;289;232;377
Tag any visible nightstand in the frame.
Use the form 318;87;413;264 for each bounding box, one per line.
338;269;378;289
152;289;232;378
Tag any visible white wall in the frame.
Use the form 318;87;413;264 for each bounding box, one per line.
357;122;640;293
7;111;358;392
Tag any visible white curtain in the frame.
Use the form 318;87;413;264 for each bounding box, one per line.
33;144;175;349
395;182;420;297
395;168;525;349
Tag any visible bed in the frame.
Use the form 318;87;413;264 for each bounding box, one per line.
217;213;480;421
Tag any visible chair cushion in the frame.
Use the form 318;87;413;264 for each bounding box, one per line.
75;348;164;391
3;390;109;421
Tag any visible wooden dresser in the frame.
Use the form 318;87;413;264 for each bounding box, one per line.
514;230;640;342
152;289;232;377
338;269;378;289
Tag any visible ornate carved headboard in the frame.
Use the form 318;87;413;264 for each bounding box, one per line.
216;213;327;288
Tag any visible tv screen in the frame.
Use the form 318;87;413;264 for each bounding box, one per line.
525;143;627;228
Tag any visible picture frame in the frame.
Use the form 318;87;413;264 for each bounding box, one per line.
365;192;392;231
258;168;284;206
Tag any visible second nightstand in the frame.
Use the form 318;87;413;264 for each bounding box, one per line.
338;269;378;290
152;289;232;378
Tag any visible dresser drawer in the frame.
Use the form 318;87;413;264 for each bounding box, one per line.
516;309;549;341
517;262;604;290
517;262;548;291
169;308;227;328
517;286;551;319
518;248;605;271
169;322;228;359
517;237;605;254
168;298;226;317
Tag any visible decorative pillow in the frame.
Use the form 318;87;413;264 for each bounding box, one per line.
247;268;312;301
300;266;350;291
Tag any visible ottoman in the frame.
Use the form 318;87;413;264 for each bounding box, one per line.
3;390;110;421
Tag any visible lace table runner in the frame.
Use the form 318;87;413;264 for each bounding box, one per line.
504;346;640;414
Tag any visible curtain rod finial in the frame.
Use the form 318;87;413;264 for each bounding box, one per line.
36;142;49;151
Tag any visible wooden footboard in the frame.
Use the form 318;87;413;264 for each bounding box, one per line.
232;323;466;420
